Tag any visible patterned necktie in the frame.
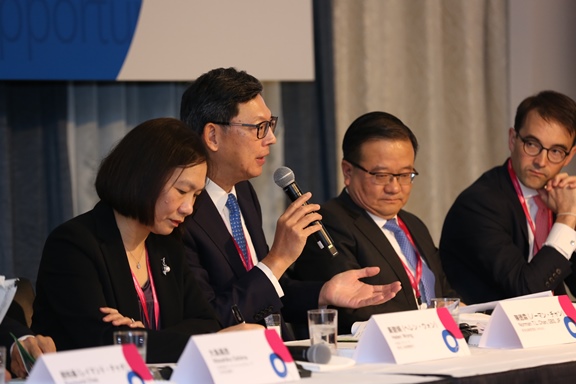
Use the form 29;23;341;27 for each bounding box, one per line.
533;195;549;254
384;218;436;305
225;194;250;267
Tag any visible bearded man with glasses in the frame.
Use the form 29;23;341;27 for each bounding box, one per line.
293;111;459;334
440;90;576;305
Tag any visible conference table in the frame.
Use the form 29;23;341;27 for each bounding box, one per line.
10;340;576;383
289;340;576;384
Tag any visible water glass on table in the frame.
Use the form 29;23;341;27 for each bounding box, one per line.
265;314;282;338
113;330;147;363
430;297;461;325
307;308;338;353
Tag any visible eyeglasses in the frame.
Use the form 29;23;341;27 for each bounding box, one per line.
213;116;278;139
516;133;570;164
346;159;418;185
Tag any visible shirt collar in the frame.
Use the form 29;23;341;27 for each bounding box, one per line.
517;177;539;199
345;189;398;227
367;211;397;229
205;178;238;214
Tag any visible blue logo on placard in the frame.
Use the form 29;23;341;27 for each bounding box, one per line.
563;316;576;338
269;353;288;378
441;330;459;353
126;371;144;384
0;0;142;79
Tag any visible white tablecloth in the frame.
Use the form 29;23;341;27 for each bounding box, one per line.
288;340;576;383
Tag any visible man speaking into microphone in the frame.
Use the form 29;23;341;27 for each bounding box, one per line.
179;68;401;336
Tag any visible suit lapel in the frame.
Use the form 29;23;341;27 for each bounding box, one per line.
95;202;184;327
499;164;531;259
193;190;248;276
92;202;141;320
337;193;416;296
236;181;269;261
146;234;179;326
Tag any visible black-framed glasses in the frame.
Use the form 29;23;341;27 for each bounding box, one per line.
213;116;278;139
346;159;418;185
516;133;570;164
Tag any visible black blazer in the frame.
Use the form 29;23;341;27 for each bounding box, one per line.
293;190;457;334
440;161;576;304
182;181;323;333
31;201;221;363
0;316;31;346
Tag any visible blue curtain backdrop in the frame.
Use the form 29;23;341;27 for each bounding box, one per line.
282;0;337;203
0;82;72;282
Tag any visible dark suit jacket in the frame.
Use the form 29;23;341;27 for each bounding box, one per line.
31;201;221;363
0;316;31;346
293;190;457;334
439;161;576;304
182;180;323;335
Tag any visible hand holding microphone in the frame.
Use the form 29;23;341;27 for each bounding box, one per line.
274;166;339;257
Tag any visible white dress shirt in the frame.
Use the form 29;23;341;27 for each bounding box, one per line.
518;181;576;262
204;179;284;297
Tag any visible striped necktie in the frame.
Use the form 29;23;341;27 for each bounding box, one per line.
384;218;436;305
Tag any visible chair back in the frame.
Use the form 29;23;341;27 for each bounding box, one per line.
13;277;35;327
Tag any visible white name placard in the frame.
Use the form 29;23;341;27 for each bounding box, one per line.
171;329;300;384
479;295;576;348
28;344;152;383
354;307;470;364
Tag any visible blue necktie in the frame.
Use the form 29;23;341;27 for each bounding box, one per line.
225;194;250;266
383;218;436;305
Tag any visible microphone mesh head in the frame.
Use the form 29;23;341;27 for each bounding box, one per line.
307;343;332;364
273;166;295;188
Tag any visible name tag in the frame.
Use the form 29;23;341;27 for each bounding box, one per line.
354;307;470;364
28;344;152;383
171;329;300;384
479;295;576;348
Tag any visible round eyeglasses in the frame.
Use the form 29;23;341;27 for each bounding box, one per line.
516;133;570;164
213;116;278;139
346;159;418;185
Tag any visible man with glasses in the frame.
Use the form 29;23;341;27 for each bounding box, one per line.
293;111;457;334
440;90;576;304
179;68;401;336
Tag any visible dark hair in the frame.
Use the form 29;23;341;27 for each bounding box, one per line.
95;118;207;226
514;90;576;145
342;111;419;163
180;67;263;134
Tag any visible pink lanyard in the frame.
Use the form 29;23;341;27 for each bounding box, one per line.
130;250;160;330
507;158;552;253
396;217;423;305
231;237;254;271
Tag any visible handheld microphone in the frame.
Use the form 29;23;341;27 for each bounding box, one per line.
273;166;339;257
286;344;332;364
